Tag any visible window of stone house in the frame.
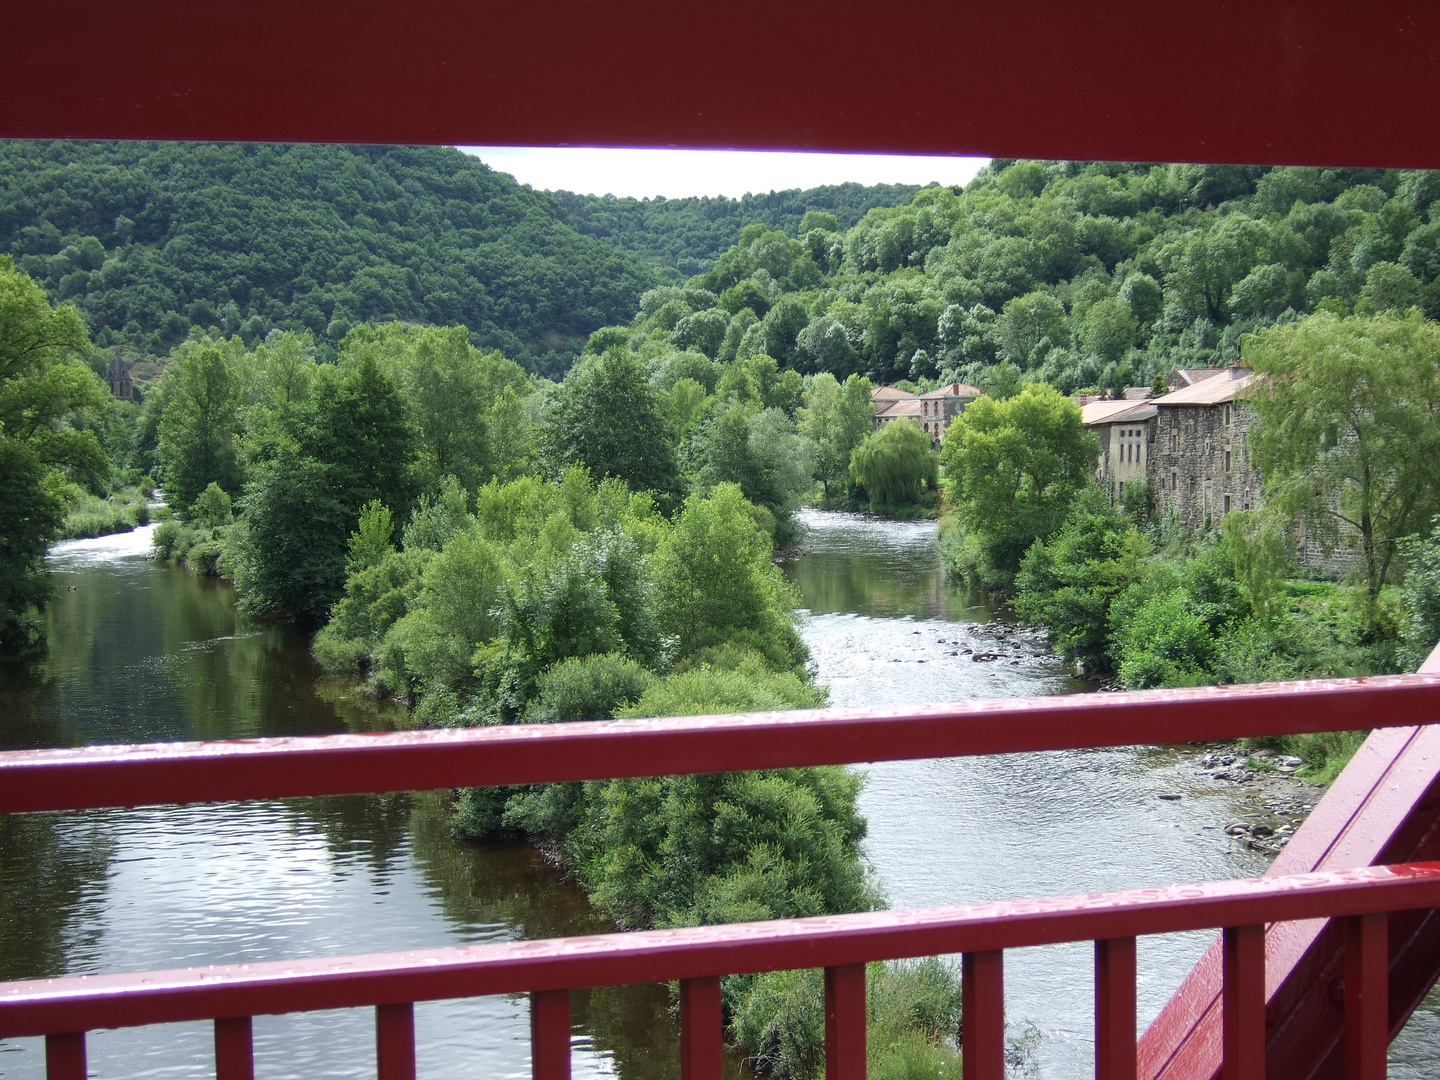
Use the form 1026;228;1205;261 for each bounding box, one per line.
1224;494;1231;514
1171;470;1178;491
1223;404;1232;426
1224;449;1232;473
1169;433;1178;453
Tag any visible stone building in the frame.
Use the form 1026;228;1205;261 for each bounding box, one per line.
106;354;134;401
872;386;922;429
1081;399;1157;499
917;382;980;443
872;382;979;444
1149;369;1260;529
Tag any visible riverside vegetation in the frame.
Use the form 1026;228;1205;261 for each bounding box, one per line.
8;151;1440;1076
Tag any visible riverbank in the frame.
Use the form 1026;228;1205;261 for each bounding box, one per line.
1176;744;1325;856
58;484;156;541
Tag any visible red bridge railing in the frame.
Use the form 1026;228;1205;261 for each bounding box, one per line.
4;672;1440;1080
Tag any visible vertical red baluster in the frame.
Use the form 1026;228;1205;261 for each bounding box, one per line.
1344;913;1388;1080
215;1016;254;1080
680;976;723;1080
1222;925;1266;1080
1095;937;1137;1080
376;1003;416;1080
825;963;867;1080
45;1032;86;1080
963;951;1005;1080
531;989;571;1080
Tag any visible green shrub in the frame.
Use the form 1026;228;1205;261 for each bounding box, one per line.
152;519;185;560
732;960;962;1080
522;653;654;723
185;537;226;576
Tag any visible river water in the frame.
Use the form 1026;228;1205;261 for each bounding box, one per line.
0;512;1435;1078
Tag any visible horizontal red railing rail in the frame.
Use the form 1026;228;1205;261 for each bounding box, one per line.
4;864;1435;1080
3;864;1436;1035
5;668;1439;1080
3;675;1438;813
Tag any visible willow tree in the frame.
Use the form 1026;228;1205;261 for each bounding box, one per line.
1245;311;1440;605
848;419;937;510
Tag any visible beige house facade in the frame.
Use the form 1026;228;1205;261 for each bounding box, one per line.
1081;399;1157;499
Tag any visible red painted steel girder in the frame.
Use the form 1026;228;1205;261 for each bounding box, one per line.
2;675;1437;814
5;1;1440;169
1;864;1438;1040
1141;645;1440;1080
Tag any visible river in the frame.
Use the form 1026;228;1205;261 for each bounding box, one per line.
0;512;1435;1078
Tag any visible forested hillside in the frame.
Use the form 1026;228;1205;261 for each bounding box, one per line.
0;142;663;376
604;160;1440;392
0;143;928;378
549;182;923;276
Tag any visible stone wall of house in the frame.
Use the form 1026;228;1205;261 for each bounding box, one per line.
1148;402;1261;530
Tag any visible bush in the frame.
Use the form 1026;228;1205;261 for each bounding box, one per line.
732;960;962;1080
1399;518;1440;669
522;653;654;723
152;519;185;560
58;490;140;540
1014;488;1149;673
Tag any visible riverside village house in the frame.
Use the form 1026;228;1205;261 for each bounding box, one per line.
873;368;1263;532
871;382;981;444
1077;367;1261;528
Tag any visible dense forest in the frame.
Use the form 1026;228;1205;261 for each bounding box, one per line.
7;148;1440;1077
550;182;923;276
601;159;1440;394
0;142;924;377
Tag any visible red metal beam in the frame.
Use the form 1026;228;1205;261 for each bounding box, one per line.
1140;644;1440;1080
5;2;1440;169
2;864;1437;1040
2;676;1436;814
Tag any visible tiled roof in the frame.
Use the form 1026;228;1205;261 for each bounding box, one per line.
918;381;982;400
1170;366;1225;387
1081;400;1158;426
1153;370;1256;406
872;385;918;401
875;399;924;419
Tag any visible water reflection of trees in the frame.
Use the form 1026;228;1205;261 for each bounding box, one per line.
0;812;113;979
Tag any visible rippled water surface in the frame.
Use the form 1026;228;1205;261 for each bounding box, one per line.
0;528;668;1080
783;509;1439;1078
3;515;1436;1078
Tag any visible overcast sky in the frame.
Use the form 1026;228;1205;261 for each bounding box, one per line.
461;147;990;200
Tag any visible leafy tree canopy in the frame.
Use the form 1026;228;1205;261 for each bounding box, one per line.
0;257;106;653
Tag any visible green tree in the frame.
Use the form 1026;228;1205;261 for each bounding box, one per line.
1077;296;1138;364
798;373;874;499
848;420;938;510
348;324;531;494
543;348;681;507
157;340;243;512
235;354;415;624
653;485;807;671
1246;312;1440;604
941;384;1097;583
1014;489;1149;673
689;402;812;538
0;259;104;653
997;291;1068;369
